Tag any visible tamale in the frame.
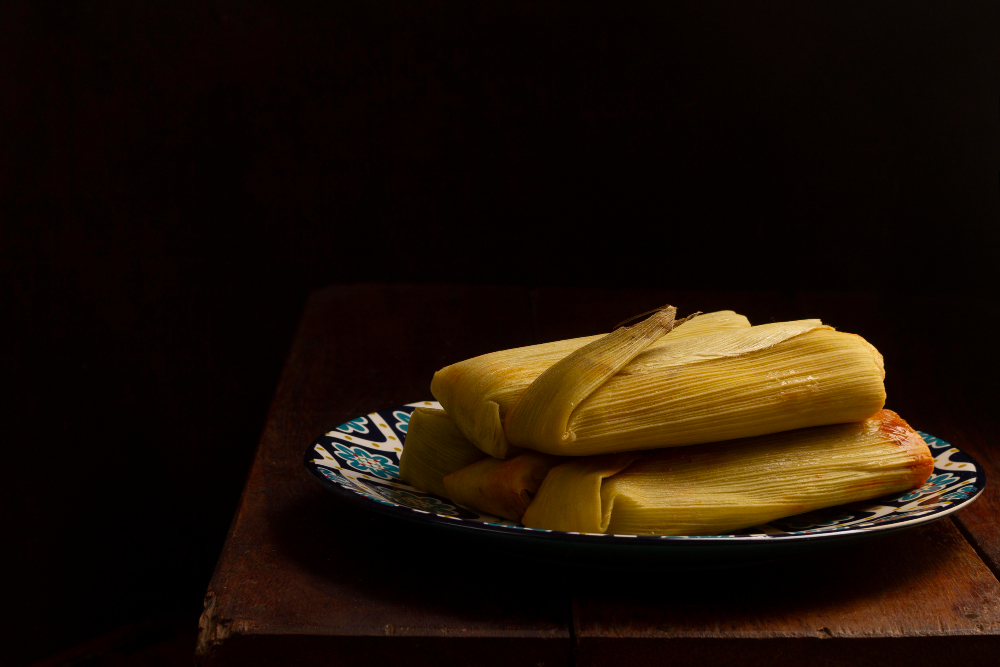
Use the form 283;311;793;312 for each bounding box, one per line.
398;407;487;498
431;310;751;458
443;452;562;521
505;317;886;456
400;407;561;521
521;409;933;535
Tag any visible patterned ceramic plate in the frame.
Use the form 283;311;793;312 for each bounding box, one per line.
304;401;985;547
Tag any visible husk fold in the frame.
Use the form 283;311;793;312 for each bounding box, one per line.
504;306;680;454
431;310;751;458
398;407;487;498
521;409;933;535
505;318;886;456
442;452;562;521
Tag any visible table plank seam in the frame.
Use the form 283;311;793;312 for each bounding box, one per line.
951;516;1000;585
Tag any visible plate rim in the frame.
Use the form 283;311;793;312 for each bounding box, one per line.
304;402;986;547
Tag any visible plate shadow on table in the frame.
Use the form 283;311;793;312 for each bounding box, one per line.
270;484;976;621
270;488;571;622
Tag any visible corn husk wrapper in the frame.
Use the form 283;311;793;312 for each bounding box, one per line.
399;407;561;521
431;310;751;459
521;409;933;535
443;452;562;521
398;407;487;498
505;318;886;456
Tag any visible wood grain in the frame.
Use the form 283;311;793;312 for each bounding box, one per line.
942;425;1000;575
198;285;1000;666
572;520;1000;666
196;284;571;666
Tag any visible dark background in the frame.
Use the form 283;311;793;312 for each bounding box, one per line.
1;1;997;664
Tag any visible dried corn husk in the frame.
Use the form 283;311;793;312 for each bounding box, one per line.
521;410;933;535
443;452;562;521
399;407;560;521
505;317;886;456
431;310;751;458
398;407;487;498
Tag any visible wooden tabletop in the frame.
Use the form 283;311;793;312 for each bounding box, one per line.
196;284;1000;666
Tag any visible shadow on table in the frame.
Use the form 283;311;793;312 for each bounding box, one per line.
270;487;968;624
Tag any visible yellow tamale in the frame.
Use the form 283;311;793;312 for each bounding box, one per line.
399;406;561;521
443;452;562;521
520;409;934;535
431;310;751;458
398;407;487;498
504;315;886;456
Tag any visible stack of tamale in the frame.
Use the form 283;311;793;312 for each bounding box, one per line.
399;307;934;535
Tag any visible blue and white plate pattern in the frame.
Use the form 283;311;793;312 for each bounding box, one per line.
304;402;985;545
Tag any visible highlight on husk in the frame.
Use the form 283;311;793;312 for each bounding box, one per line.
399;306;933;536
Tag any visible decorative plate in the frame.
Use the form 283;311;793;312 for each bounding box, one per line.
304;401;985;555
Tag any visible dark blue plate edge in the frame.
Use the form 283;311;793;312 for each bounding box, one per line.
303;406;987;548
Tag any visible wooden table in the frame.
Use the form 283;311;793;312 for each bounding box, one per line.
196;284;1000;666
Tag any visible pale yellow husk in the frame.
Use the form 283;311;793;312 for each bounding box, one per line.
520;410;933;535
431;310;751;458
398;407;487;498
504;307;678;453
506;320;886;456
442;452;562;521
